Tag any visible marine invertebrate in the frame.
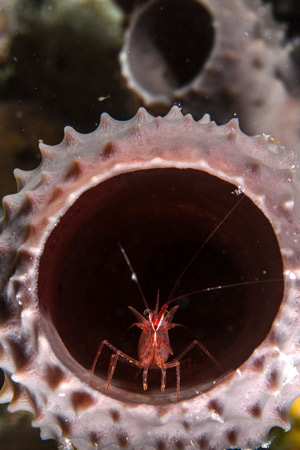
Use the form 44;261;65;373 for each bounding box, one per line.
0;106;299;450
91;243;223;400
120;0;300;152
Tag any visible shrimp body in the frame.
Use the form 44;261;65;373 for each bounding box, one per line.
130;302;179;368
138;327;171;368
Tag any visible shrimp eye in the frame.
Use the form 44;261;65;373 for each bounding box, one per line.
143;309;150;319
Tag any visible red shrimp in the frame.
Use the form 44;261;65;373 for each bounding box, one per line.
90;193;280;400
90;285;222;401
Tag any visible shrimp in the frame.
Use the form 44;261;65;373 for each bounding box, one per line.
90;193;280;400
90;283;222;401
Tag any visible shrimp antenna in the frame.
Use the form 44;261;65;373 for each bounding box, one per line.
168;193;245;302
118;242;149;310
165;277;283;308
